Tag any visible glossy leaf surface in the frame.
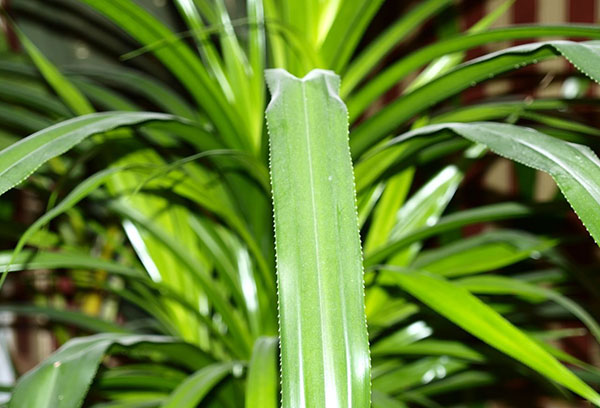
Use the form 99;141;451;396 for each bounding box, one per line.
0;112;175;197
9;334;209;408
390;122;600;245
266;69;370;408
382;270;600;405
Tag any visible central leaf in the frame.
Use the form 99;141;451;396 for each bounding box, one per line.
266;69;371;408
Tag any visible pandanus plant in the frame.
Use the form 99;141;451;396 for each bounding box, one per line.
1;0;600;406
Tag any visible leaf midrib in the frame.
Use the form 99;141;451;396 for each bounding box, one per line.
300;81;334;403
480;125;600;200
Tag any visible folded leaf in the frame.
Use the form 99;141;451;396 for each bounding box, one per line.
385;122;600;246
266;69;370;407
351;41;600;155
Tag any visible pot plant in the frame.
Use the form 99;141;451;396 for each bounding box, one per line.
1;0;600;406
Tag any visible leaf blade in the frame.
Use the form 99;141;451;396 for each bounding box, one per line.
393;122;600;246
0;111;175;198
266;69;370;407
9;334;208;408
382;270;600;405
245;337;279;408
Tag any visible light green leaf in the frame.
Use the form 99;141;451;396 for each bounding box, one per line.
266;69;370;407
381;270;600;405
320;0;385;72
0;249;143;278
351;41;600;155
0;111;176;198
14;26;94;116
457;275;600;344
341;0;451;91
403;0;514;93
373;338;485;362
245;337;279;408
383;165;462;265
371;321;433;355
366;202;538;267
345;27;600;120
9;334;209;408
413;371;495;397
0;305;129;334
389;122;600;246
364;168;414;253
78;0;241;147
161;363;233;408
412;230;557;277
373;356;466;395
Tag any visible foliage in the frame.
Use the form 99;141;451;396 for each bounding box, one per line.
1;0;600;407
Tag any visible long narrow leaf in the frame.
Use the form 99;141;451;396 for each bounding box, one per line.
266;69;370;407
351;41;600;155
345;27;600;118
161;363;233;408
0;249;143;278
14;26;94;116
0;112;175;197
386;122;600;245
245;337;278;408
381;270;600;405
9;334;209;408
78;0;241;147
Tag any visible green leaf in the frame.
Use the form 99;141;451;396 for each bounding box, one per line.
0;80;70;117
363;168;414;253
0;111;176;197
66;66;197;119
372;390;408;408
345;27;600;120
382;165;462;265
373;338;485;362
413;371;495;397
351;41;600;155
77;0;241;147
0;101;54;133
391;122;600;246
457;275;600;344
245;337;279;408
403;0;514;93
14;26;94;116
1;167;136;288
366;202;540;267
342;0;452;93
373;356;466;395
0;249;143;278
412;230;557;277
161;363;233;408
320;0;387;73
9;334;207;408
371;321;433;355
111;201;254;357
96;364;186;392
0;304;129;334
381;270;600;405
265;69;370;407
